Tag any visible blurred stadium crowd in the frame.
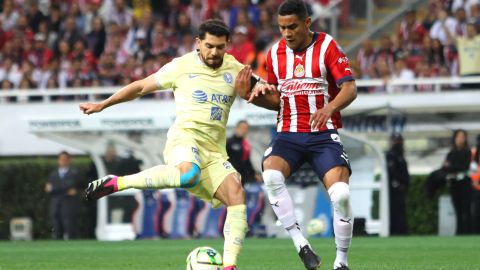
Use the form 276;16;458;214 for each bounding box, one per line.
0;0;479;100
356;0;480;93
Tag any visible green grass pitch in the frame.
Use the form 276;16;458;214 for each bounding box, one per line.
0;236;478;270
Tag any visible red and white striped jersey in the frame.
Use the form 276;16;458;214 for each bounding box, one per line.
266;32;354;133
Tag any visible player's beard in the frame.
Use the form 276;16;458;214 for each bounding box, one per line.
200;53;223;69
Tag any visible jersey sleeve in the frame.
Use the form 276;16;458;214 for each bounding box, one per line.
325;38;355;86
266;48;278;85
153;58;179;90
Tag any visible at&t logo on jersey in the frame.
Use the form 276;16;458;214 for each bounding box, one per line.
211;94;233;104
210;106;223;121
192;90;208;103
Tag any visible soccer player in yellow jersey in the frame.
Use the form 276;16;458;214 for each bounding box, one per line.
79;19;278;270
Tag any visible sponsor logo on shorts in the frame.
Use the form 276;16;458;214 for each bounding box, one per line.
331;133;343;144
210;106;223;121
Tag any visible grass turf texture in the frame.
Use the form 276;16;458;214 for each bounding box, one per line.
0;236;477;270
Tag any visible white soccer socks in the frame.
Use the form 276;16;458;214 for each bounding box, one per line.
263;169;309;252
328;182;353;268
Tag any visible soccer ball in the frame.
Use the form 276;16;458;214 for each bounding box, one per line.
306;218;327;236
186;246;223;270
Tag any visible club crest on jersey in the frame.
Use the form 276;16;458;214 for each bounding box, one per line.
224;72;233;84
210;106;223;121
192;90;208;103
294;63;305;77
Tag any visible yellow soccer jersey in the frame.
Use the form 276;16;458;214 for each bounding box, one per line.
154;51;244;155
457;36;480;75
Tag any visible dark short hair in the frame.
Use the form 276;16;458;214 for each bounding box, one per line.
198;19;230;40
390;133;404;143
59;150;71;157
278;0;309;20
236;120;249;127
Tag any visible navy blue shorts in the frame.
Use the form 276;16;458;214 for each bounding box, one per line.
263;130;351;181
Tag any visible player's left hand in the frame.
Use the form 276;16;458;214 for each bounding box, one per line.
235;65;253;100
247;83;277;103
309;105;335;130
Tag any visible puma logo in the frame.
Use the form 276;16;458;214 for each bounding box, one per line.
340;218;351;224
270;201;279;207
295;55;304;61
286;222;300;231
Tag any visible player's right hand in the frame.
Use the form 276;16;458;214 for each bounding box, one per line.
79;103;104;115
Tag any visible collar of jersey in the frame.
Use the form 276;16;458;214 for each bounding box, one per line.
288;32;318;53
194;50;208;67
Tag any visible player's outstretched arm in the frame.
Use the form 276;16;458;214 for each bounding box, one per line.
235;66;280;111
79;73;159;115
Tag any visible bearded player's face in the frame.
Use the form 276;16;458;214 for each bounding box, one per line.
196;33;228;69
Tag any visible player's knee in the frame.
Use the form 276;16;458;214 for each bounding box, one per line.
262;158;272;170
231;187;245;206
328;182;351;217
262;156;280;171
262;169;286;195
179;163;200;188
226;178;245;206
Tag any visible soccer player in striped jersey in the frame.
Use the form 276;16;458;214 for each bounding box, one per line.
242;1;357;269
79;19;276;270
